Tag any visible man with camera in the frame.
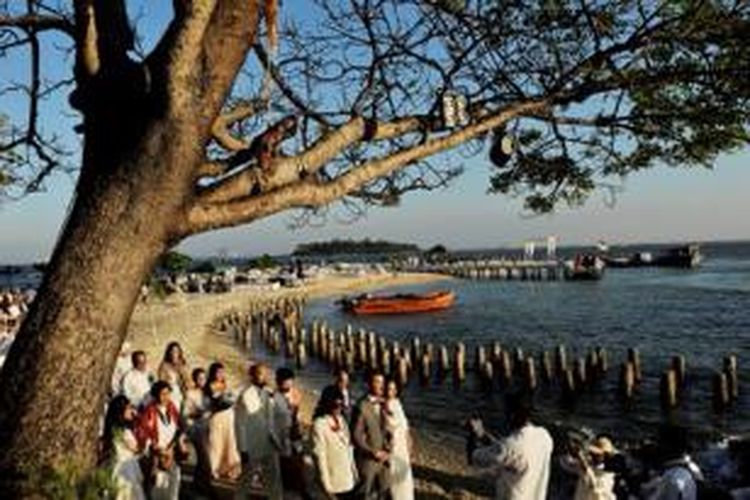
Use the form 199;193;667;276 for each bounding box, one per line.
468;393;553;500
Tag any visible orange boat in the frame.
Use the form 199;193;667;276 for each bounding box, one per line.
341;290;455;315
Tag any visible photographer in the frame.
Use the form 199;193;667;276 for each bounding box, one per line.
467;393;553;500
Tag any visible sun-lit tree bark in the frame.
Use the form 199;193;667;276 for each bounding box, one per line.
0;0;748;492
0;0;266;492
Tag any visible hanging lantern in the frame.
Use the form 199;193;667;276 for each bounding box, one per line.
489;129;515;167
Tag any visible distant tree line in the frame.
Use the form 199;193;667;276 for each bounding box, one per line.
294;238;421;256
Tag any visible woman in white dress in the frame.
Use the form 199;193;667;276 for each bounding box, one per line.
102;395;146;500
385;379;414;500
203;362;241;480
157;341;189;411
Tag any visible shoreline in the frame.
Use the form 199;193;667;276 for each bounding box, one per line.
127;271;451;383
126;271;480;497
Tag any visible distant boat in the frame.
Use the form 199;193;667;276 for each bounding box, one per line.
564;254;605;281
340;290;455;315
653;244;702;268
603;245;702;269
603;252;653;268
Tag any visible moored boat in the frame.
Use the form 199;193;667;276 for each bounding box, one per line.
603;252;653;268
340;290;455;315
603;245;702;269
564;254;605;281
654;244;702;268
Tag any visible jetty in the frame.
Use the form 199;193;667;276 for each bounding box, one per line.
403;259;565;281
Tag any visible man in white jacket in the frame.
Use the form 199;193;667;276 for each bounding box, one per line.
121;350;154;409
471;393;554;500
235;362;282;500
110;341;132;395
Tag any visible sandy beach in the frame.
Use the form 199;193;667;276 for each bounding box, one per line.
125;271;488;498
127;271;449;383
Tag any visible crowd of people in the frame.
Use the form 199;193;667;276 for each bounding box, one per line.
466;392;728;500
0;288;34;367
104;338;734;500
105;341;416;500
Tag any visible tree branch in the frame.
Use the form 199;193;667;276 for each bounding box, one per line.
253;43;330;126
0;14;74;35
183;99;547;234
210;99;264;151
197;113;435;204
198;1;261;121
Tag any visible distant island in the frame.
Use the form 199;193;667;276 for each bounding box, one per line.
293;238;421;256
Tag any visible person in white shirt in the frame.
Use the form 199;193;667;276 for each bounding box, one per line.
102;394;146;500
121;351;154;409
319;368;353;425
183;368;208;428
235;362;282;500
560;436;617;500
136;381;186;500
470;393;554;500
312;385;358;498
111;341;133;396
642;424;703;500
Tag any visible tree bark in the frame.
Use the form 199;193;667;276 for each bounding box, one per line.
0;2;264;490
0;115;202;492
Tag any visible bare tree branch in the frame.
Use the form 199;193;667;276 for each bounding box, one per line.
0;13;74;35
197;112;438;204
210;99;265;151
183;99;547;234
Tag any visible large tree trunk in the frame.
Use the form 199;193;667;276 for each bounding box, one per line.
0;116;201;492
0;3;262;492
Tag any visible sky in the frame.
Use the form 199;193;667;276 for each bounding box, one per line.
0;1;748;263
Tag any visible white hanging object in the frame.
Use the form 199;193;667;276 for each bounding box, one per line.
442;92;457;129
500;135;514;155
441;90;470;129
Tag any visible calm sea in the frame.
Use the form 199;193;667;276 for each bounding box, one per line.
295;241;750;445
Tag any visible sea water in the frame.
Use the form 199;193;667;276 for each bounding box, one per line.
300;241;750;444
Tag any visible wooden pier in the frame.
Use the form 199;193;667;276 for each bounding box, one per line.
406;260;564;281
